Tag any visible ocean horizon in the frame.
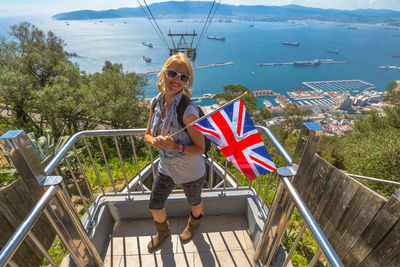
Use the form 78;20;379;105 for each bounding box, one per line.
1;15;399;106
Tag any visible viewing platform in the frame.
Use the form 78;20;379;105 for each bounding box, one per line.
1;124;399;267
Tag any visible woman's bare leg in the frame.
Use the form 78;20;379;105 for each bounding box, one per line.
191;201;203;217
149;208;167;222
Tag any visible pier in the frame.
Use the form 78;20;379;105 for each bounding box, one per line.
258;60;350;66
139;61;234;76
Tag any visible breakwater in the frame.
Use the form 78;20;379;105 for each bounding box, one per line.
258;60;350;66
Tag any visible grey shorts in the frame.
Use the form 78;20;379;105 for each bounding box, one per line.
149;171;205;210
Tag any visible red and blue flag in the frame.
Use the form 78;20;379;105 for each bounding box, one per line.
193;99;276;180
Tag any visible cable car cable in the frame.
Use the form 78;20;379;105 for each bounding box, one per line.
137;0;170;50
195;0;221;51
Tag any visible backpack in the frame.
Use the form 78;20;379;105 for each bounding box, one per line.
151;94;212;155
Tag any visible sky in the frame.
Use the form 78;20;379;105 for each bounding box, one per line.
1;0;400;16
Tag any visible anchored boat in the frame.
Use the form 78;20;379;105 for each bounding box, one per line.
293;59;321;66
282;41;300;46
142;42;153;48
207;35;225;41
142;56;152;62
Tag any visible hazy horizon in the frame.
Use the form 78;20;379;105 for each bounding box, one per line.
1;0;400;17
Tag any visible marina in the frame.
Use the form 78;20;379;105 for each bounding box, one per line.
302;80;374;92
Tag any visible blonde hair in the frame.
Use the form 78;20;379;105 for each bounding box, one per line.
157;53;194;98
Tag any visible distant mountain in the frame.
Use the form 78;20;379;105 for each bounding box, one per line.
52;1;400;25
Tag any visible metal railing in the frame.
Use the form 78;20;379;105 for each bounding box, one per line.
0;185;59;267
40;127;295;226
254;123;343;267
0;122;341;266
0;179;103;267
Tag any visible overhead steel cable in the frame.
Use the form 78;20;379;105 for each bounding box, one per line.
136;0;170;50
143;0;170;49
195;0;221;51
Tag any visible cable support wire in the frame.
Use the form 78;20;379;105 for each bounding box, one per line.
136;0;170;50
195;0;221;51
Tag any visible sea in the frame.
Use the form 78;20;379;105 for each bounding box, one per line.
1;15;399;107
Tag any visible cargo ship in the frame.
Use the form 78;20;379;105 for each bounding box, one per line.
207;36;225;41
142;56;152;63
328;50;339;54
293;59;321;66
142;42;153;48
379;65;400;70
282;41;299;46
393;55;400;58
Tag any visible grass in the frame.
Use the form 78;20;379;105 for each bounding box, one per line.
40;237;68;266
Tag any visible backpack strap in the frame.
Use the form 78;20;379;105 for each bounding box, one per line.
150;93;163;113
177;94;192;129
176;95;211;155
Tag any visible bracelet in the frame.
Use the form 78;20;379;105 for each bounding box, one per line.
177;144;185;154
177;144;183;153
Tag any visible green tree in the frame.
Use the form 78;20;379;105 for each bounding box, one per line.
88;61;148;129
0;23;148;138
259;107;273;120
278;103;306;145
0;22;82;136
213;84;258;113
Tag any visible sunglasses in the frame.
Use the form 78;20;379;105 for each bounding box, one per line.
165;69;190;83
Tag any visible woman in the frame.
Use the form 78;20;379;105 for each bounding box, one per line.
144;53;206;251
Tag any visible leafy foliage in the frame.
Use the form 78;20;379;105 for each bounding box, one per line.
278;103;306;145
0;23;148;139
87;61;147;129
213;84;258;113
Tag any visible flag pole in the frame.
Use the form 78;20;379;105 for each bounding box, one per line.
170;92;248;137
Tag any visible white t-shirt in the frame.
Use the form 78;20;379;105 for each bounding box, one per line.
158;103;206;184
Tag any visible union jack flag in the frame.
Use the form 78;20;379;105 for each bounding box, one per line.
193;99;276;180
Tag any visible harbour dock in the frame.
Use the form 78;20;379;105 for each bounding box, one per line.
258;60;350;66
139;61;234;76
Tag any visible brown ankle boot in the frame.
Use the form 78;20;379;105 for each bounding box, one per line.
148;219;171;252
181;212;203;242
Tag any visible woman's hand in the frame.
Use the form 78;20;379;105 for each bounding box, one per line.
155;135;179;151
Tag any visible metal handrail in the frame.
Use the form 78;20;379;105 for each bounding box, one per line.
257;125;293;165
1;123;341;267
0;185;58;266
281;176;343;267
44;129;146;175
345;172;400;186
